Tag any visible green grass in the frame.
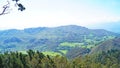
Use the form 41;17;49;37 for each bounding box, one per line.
60;42;84;47
86;45;95;48
85;39;92;43
18;51;28;54
18;51;62;56
59;50;68;54
42;51;61;56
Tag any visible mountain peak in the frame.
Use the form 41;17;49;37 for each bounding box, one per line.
58;25;88;29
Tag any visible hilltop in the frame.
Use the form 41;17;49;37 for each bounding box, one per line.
0;25;119;57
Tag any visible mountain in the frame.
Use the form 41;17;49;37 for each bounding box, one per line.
0;25;119;56
90;38;120;54
88;22;120;33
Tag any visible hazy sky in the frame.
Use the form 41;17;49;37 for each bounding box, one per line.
0;0;120;29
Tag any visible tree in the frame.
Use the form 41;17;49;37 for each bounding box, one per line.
0;0;25;15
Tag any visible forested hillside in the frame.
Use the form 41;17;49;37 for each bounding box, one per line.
0;25;120;68
1;0;120;67
0;49;120;68
0;25;119;58
90;38;120;54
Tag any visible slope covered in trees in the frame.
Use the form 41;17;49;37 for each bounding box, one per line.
0;25;119;58
0;49;120;68
90;38;120;54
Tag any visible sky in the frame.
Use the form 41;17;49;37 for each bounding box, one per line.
0;0;120;30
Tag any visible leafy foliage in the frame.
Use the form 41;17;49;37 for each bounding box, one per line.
90;38;120;54
0;49;120;68
0;25;118;57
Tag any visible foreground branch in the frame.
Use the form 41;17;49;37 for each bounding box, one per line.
0;1;10;15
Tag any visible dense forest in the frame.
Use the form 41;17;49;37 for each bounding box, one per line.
0;49;120;68
0;25;119;68
0;25;118;54
1;0;120;68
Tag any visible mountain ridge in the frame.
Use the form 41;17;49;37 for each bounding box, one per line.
0;25;119;57
90;38;120;54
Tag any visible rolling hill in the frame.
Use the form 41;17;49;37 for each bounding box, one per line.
90;38;120;54
0;25;119;56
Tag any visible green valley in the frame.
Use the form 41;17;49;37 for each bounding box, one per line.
0;25;119;58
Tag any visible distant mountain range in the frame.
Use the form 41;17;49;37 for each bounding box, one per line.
0;25;119;58
88;22;120;33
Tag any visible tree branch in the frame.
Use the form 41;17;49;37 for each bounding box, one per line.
0;1;10;15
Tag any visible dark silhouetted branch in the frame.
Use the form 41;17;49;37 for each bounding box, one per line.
0;1;10;15
0;0;25;15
